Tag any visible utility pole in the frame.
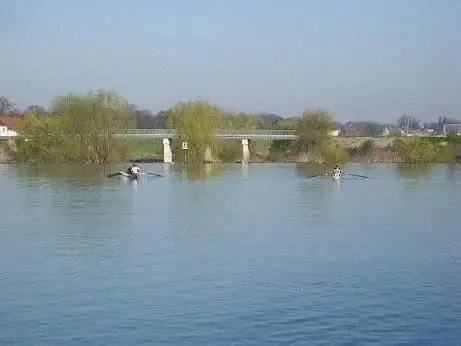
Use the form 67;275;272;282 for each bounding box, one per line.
407;103;411;132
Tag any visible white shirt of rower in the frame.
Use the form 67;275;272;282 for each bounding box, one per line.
131;166;141;174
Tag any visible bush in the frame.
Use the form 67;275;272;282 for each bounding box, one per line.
392;138;438;163
351;139;375;157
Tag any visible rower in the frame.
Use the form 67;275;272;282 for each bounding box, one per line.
130;163;141;175
126;163;140;175
333;165;342;177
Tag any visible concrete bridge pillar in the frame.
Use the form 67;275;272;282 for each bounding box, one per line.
242;139;250;163
204;146;213;163
163;138;173;163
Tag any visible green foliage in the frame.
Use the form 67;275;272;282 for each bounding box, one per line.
294;108;336;153
26;105;48;117
217;141;242;162
392;138;438;163
321;143;350;164
222;112;260;130
277;118;299;130
13;90;135;163
267;140;295;161
351;139;375;157
124;138;163;156
14;114;76;162
166;100;225;163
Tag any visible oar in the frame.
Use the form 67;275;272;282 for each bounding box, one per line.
143;171;165;177
344;172;368;179
107;171;123;178
306;173;329;179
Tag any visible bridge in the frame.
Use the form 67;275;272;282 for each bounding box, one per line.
118;129;298;140
1;129;298;163
116;129;298;163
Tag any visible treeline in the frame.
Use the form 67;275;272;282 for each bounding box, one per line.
11;90;135;163
136;109;286;131
2;91;460;164
3;89;348;164
3;94;460;136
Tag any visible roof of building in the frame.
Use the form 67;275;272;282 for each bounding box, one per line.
0;115;24;132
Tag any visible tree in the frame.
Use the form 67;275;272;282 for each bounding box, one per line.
26;105;47;117
295;108;336;153
0;96;15;114
51;89;135;163
222;112;260;130
15;90;135;163
166;100;225;162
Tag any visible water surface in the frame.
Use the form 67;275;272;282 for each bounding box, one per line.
1;163;460;345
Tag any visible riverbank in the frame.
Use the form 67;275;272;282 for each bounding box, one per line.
125;148;460;164
3;137;460;164
3;151;460;165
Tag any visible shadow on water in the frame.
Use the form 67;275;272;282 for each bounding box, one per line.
396;163;433;179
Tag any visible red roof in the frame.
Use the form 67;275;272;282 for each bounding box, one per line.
0;115;24;132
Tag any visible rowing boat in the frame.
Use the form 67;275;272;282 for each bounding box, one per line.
106;170;165;179
306;171;367;181
120;171;140;180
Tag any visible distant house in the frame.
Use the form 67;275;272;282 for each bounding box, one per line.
444;123;461;135
0;115;24;138
329;129;340;137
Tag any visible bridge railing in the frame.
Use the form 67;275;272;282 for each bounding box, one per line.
215;129;297;136
122;129;298;137
124;129;177;136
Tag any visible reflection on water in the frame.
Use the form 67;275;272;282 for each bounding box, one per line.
170;163;222;181
295;162;330;178
1;163;461;345
241;162;248;179
396;163;433;179
446;163;461;180
14;163;107;185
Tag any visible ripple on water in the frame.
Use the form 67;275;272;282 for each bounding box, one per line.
1;163;460;345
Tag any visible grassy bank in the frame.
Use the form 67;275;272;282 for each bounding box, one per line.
124;139;163;161
345;137;461;164
6;135;461;165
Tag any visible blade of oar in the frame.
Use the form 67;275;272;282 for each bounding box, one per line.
344;172;368;179
143;171;165;177
107;171;122;178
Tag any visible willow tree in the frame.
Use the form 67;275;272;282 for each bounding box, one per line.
295;108;347;163
51;90;135;163
166;100;225;163
14;113;72;162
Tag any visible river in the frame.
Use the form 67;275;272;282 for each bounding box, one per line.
1;163;460;345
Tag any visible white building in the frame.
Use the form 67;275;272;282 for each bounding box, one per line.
444;124;461;135
329;129;340;137
0;125;19;137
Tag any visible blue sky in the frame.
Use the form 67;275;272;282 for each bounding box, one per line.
1;0;460;122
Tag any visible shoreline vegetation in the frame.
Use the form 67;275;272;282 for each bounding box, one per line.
1;89;460;165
